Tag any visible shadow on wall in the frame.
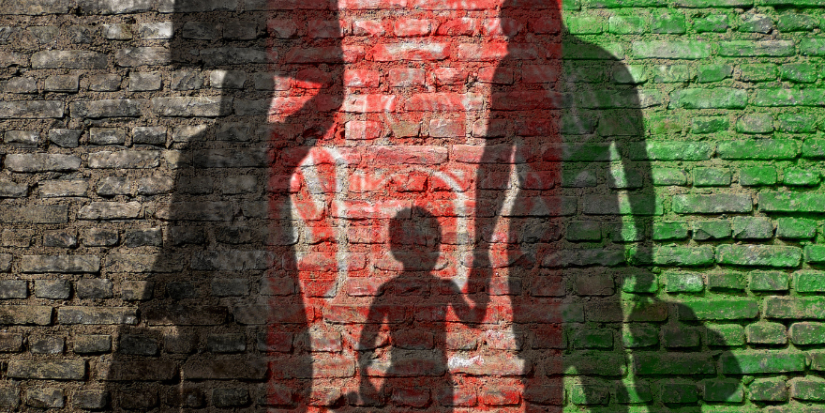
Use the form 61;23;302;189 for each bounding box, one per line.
102;0;742;411
104;0;343;409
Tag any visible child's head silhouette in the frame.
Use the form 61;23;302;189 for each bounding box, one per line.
389;207;441;272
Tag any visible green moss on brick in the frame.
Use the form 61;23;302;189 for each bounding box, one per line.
740;64;778;82
716;244;801;268
653;246;715;266
781;63;819;83
673;194;752;214
720;351;806;374
765;297;825;319
665;272;704;292
693;220;731;241
708;272;746;291
691;116;729;133
789;322;825;345
777;217;817;239
791;380;825;401
651;168;688;186
760;192;825;213
679;299;759;320
693;167;731;186
621;323;659;348
777;14;819;32
795;270;825;293
694;14;730;33
652;14;686;34
735;113;774;134
732;217;774;240
702;380;744;402
706;324;745;347
570;385;610;405
802;139;825;158
608;15;647;34
696;64;732;83
634;354;715;375
719;40;795;57
749;379;788;402
670;88;747;109
800;38;825;57
571;328;613;349
749;271;790;292
778;114;817;133
783;167;820;186
653;221;689;241
651;64;690;83
718;139;798;160
567;16;605;34
739;166;777;186
805;245;825;263
660;382;698;404
746;322;787;345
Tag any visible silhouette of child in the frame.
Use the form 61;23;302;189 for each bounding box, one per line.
355;207;477;410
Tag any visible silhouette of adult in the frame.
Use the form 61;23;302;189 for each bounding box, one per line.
104;0;343;410
475;1;743;411
357;207;481;410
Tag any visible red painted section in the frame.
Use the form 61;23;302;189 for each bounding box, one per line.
265;0;565;410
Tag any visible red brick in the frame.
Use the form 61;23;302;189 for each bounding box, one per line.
407;93;483;111
436;18;479;36
392;172;428;192
307;19;344;38
483;18;523;37
478;67;514;84
267;19;299;38
389;68;426;87
481;382;522;406
529;16;562;33
447;353;527;376
429;119;465;138
285;47;345;63
344;69;381;87
293;68;332;89
456;43;508;61
371;43;450;61
366;145;448;165
392;387;430;407
270;97;314;115
341;0;406;9
408;0;498;10
346;120;384;140
436;383;478;406
434;68;467;85
352;19;386;36
522;64;562;83
324;304;408;323
342;94;399;112
393;19;436;37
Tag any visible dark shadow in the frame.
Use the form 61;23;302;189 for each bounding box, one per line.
104;0;343;410
354;207;479;410
476;0;744;411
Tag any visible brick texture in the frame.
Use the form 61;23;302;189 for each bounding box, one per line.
0;0;823;411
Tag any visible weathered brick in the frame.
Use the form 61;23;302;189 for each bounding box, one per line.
716;245;802;268
70;99;142;118
8;359;84;379
58;307;136;325
5;154;80;172
31;50;107;69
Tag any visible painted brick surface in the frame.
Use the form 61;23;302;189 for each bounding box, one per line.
0;0;823;411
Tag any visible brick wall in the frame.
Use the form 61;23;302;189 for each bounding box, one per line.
0;0;824;411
